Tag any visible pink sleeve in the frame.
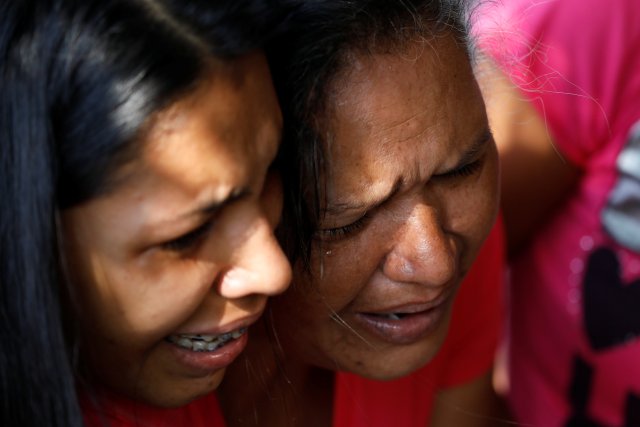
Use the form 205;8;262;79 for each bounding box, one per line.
475;0;640;167
436;215;506;388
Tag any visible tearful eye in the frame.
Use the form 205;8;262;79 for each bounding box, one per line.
316;212;372;241
161;221;213;252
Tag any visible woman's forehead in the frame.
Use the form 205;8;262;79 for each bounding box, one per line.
325;38;487;201
325;38;482;170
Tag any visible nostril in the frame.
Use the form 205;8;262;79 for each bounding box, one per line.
382;250;411;281
400;261;415;276
217;267;260;299
382;230;457;287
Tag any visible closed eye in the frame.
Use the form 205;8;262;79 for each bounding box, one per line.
433;157;483;180
316;212;372;241
161;220;214;252
158;188;251;253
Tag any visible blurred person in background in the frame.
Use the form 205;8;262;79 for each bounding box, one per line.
475;0;640;425
0;0;291;426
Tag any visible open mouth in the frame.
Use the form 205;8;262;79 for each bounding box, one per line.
166;327;247;352
355;306;448;345
366;312;409;320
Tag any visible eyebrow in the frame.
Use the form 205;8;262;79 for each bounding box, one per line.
324;178;403;217
323;127;493;217
183;186;250;219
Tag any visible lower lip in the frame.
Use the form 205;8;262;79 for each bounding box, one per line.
166;332;248;375
353;301;451;345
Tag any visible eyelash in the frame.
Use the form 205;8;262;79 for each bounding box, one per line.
161;221;214;252
315;158;483;241
317;212;372;241
436;158;483;179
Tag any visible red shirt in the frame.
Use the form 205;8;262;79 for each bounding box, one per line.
82;390;225;427
333;218;505;426
83;219;504;427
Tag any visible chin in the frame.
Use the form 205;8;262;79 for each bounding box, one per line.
363;352;438;381
131;375;224;408
140;389;211;408
350;328;449;381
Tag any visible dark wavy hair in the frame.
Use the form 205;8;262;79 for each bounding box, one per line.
267;0;472;269
0;0;282;425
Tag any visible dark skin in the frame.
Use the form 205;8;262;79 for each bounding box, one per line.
221;326;510;427
221;36;504;427
427;58;575;427
219;315;334;427
470;55;582;424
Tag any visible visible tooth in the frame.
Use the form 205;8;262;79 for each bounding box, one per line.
178;337;193;349
170;327;247;351
388;313;401;320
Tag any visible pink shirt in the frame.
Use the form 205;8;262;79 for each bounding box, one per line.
476;0;640;426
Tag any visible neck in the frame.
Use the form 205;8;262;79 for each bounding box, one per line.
219;314;334;427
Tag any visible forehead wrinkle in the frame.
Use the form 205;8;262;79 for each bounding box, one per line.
376;108;428;132
324;177;403;217
325;36;483;218
373;111;440;147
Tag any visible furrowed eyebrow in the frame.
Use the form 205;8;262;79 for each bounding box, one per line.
322;128;492;218
194;187;250;218
324;178;403;217
140;186;251;241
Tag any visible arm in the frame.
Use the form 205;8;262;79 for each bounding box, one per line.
478;59;581;259
429;371;512;427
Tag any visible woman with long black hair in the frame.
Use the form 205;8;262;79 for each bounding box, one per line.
0;0;291;425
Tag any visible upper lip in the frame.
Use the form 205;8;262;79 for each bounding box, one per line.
170;309;263;338
359;288;452;315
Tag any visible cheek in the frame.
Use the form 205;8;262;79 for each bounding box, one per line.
309;236;383;310
448;152;500;249
79;257;215;344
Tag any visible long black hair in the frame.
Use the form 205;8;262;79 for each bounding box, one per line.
0;0;282;425
267;0;473;270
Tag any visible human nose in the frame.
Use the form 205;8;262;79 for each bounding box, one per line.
217;215;292;299
382;203;456;287
217;172;292;299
